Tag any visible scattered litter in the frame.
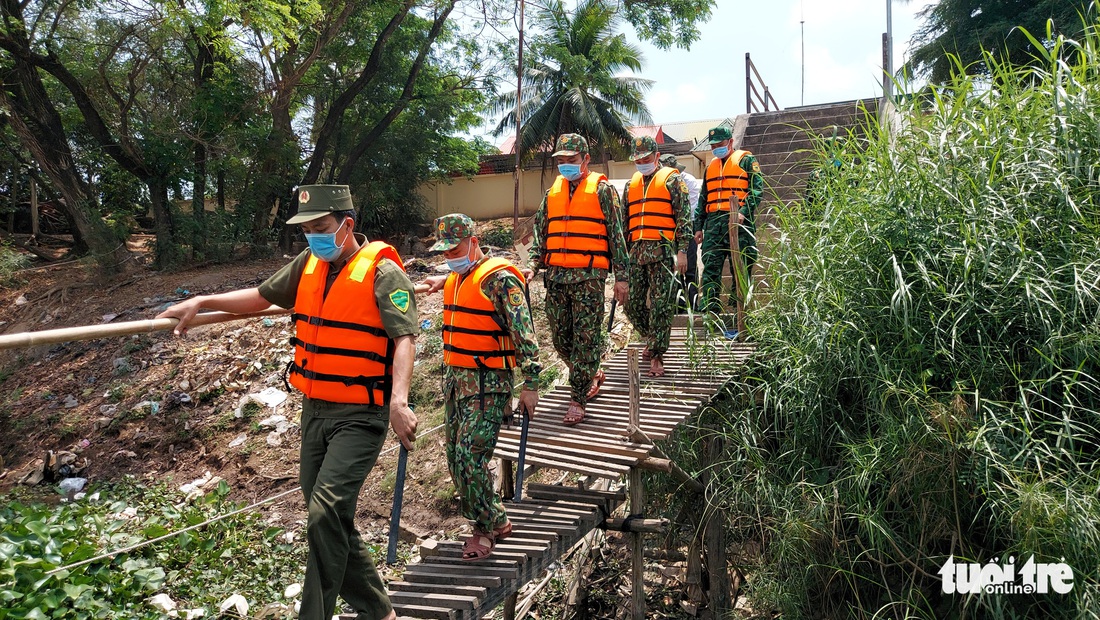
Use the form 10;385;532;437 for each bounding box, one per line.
281;531;297;545
420;319;432;330
99;404;117;415
175;288;190;296
113;357;132;374
100;313;118;323
283;583;302;599
147;593;177;614
265;431;282;447
114;450;137;459
228;434;247;448
258;414;289;431
77;439;91;450
179;472;224;501
262;318;275;327
250;387;288;409
218;594;249;618
179;379;190;391
62;395;79;408
58;477;87;494
14;295;27;306
108;506;139;521
132;400;159;415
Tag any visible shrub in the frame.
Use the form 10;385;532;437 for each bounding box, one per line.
0;241;30;288
713;19;1100;620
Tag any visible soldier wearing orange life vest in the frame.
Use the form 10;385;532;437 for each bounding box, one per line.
419;213;540;561
622;136;692;377
693;126;763;332
157;185;417;620
525;133;629;427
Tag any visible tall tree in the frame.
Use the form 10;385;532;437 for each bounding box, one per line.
491;0;653;162
906;0;1092;82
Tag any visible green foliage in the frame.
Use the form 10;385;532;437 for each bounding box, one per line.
491;0;654;161
0;479;305;619
478;224;514;249
0;242;30;288
907;0;1092;82
709;20;1100;619
620;0;715;50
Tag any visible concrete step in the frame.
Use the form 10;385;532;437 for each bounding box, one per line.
745;100;877;126
743;112;869;139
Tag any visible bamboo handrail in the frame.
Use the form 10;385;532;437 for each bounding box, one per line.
0;306;292;351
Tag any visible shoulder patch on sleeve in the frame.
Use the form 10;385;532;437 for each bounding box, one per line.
389;289;411;313
508;286;525;307
751;160;761;173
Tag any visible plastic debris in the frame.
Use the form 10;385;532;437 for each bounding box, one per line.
262;318;275;327
218;594;249;618
250;387;288;409
228;434;247;448
420;319;432;330
179;472;224;501
284;583;302;599
14;295;27;306
265;431;282;447
147;593;177;614
58;477;87;494
62;395;79;408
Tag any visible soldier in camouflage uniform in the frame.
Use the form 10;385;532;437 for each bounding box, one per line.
422;213;540;561
693;126;764;334
525;133;629;426
622;137;691;377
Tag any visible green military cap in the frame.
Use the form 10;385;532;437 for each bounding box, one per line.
430;212;475;251
707;126;733;144
659;153;685;171
629;136;659;161
287;184;354;224
551;133;589;157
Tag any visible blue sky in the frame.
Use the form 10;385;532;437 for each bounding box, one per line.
624;0;937;124
480;0;938;144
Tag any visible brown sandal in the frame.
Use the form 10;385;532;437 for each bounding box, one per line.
462;530;496;561
585;369;606;400
493;521;513;541
563;402;585;426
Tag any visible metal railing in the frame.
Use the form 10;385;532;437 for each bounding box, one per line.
745;53;779;114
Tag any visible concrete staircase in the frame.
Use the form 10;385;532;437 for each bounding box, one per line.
740;98;878;207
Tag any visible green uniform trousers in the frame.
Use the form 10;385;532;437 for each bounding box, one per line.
299;411;392;620
625;257;677;357
545;277;606;405
445;392;509;533
699;211;756;315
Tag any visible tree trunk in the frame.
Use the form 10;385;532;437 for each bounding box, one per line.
147;177;179;268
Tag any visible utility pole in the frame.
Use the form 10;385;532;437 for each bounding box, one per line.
884;0;893;103
512;0;525;242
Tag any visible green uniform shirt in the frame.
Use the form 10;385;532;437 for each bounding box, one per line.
693;152;764;235
259;236;420;418
623;169;693;265
444;256;541;399
529;176;629;284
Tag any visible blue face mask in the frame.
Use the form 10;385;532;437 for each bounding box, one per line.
635;161;657;176
557;163;584;181
446;255;473;274
305;223;348;262
712;145;730;159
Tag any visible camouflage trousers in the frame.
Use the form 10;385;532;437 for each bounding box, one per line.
545;277;605;406
445;392;510;533
625;257;677;357
700;211;757;315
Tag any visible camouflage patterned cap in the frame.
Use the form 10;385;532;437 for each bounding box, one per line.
551;133;589;157
287;185;354;224
659;153;685;171
707;126;733;144
430;213;475;251
629;136;659;161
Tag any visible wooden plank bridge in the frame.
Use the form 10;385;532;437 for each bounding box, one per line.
367;321;755;620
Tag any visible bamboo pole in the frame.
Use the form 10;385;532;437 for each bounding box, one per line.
628;348;645;620
0;306;292;351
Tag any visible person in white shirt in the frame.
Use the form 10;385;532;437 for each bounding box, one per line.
660;154;701;312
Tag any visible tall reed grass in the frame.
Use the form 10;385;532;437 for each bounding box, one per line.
709;16;1100;619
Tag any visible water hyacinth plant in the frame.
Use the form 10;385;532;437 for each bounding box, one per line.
711;15;1100;620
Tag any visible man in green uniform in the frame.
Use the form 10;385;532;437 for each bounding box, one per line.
623;137;691;377
421;213;540;560
693;126;764;336
157;185;417;620
523;133;629;426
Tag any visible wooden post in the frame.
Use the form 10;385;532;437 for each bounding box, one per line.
500;457;515;501
728;197;746;340
628;348;645;620
744;53;752;114
7;171;15;234
503;592;518;620
703;436;730;617
29;177;39;237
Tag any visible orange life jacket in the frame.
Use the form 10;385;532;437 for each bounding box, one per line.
287;241;403;406
442;257;524;369
545;171;611;270
704;149;751;213
626;167;677;242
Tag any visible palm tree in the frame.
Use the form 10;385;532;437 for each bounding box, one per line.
492;0;653;162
